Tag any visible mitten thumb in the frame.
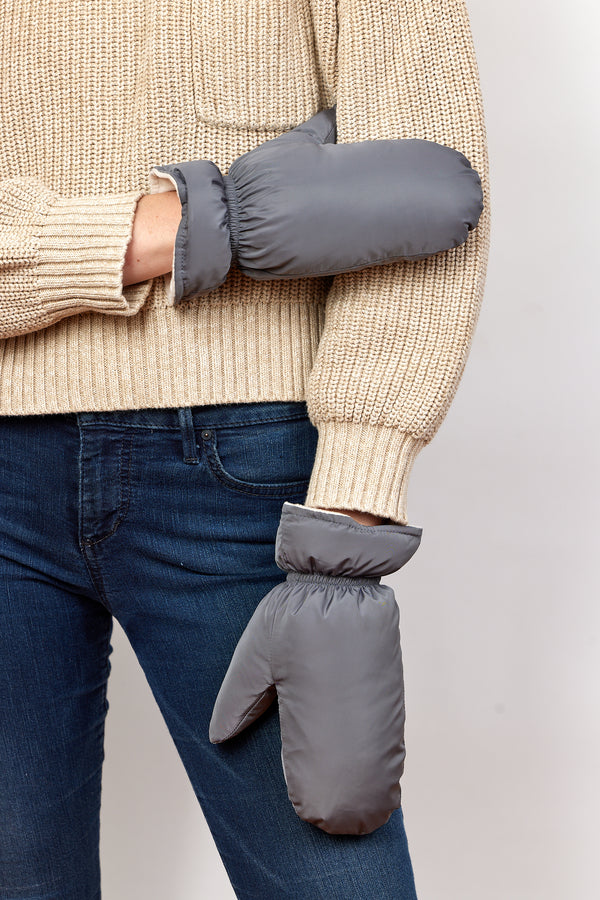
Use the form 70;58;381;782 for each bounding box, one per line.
209;594;277;743
257;105;337;150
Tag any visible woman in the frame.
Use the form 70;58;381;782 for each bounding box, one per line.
0;1;490;897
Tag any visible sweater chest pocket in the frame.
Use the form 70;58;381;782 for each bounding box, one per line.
190;0;322;131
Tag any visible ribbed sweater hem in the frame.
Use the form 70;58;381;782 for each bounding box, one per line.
0;299;325;415
0;297;427;524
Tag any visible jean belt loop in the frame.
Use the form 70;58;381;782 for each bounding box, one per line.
177;406;200;465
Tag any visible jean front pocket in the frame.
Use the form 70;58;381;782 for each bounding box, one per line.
201;411;318;499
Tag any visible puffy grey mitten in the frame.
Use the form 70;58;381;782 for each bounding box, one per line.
209;502;423;836
149;105;484;305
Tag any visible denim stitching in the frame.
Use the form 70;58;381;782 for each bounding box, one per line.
80;433;134;546
76;412;310;431
203;438;310;497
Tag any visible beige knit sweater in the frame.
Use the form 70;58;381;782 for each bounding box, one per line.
0;0;491;526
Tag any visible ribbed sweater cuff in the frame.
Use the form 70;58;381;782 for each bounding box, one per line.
304;420;427;526
33;190;149;313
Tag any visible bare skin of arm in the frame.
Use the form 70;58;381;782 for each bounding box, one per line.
315;508;389;526
123;192;182;287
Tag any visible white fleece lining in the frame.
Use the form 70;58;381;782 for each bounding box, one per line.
286;502;353;519
148;167;179;303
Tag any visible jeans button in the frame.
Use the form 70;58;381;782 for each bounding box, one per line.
201;429;212;440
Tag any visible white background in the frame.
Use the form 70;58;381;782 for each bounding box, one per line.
99;2;600;897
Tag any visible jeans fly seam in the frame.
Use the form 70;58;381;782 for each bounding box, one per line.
80;433;133;547
118;432;134;523
80;542;114;614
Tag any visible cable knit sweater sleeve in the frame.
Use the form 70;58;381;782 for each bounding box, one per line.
304;0;492;526
0;179;152;339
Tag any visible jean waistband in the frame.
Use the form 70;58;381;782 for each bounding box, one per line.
73;399;309;430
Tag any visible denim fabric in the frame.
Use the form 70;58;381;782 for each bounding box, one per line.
0;400;419;900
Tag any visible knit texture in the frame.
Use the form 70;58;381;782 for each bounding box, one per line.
0;0;491;525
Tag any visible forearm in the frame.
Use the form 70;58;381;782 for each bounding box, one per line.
123;191;182;286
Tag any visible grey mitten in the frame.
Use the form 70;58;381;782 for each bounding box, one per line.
209;502;423;836
149;105;484;305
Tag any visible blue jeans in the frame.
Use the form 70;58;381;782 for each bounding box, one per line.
0;400;419;900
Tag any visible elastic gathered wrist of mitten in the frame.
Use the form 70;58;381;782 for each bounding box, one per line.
222;173;241;264
285;570;382;586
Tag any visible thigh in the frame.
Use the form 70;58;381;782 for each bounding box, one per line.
0;413;112;900
91;400;418;899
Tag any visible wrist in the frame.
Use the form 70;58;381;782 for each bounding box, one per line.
123;192;182;286
313;507;390;527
